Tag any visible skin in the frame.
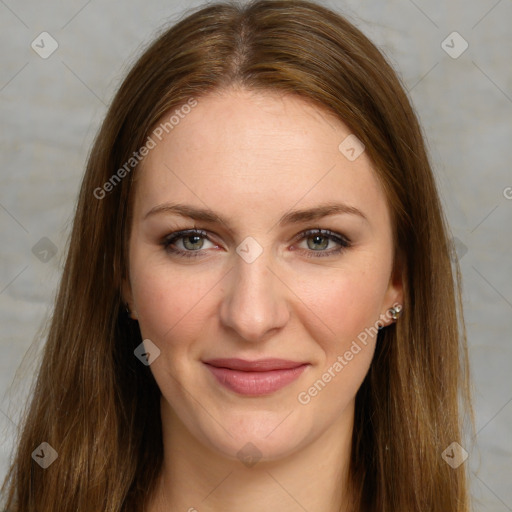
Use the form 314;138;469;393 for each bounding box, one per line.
123;86;403;512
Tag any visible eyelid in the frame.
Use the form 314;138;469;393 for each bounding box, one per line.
290;228;351;245
161;227;351;258
162;228;217;248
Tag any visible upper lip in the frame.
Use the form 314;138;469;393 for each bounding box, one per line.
203;358;308;372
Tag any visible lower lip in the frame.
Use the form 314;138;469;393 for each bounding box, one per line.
204;363;309;396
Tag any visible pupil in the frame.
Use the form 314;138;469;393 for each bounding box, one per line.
185;235;202;249
309;235;328;250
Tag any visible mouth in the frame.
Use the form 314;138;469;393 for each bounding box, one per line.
202;358;310;396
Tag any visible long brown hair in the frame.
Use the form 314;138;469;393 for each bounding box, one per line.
1;1;473;510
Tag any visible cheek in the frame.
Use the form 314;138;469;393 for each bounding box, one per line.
295;263;389;348
295;270;384;412
130;259;218;345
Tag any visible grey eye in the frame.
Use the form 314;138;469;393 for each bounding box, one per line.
182;234;205;250
306;234;330;251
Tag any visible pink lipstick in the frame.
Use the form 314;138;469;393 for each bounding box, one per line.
203;358;309;396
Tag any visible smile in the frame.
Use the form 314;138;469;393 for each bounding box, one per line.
202;358;310;396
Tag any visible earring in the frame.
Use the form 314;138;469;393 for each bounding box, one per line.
124;303;131;316
389;304;402;321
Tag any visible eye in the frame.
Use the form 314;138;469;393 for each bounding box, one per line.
293;228;351;258
161;229;218;258
161;227;351;260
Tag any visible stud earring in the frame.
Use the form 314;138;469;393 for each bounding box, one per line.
388;304;403;321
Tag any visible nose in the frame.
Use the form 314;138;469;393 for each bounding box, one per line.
219;247;290;343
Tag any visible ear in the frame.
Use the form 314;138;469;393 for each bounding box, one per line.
121;277;138;320
380;250;404;327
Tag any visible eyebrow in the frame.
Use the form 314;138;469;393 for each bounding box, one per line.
143;201;368;228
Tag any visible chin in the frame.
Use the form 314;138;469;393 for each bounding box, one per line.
193;409;314;464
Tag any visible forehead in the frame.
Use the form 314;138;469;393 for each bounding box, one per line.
133;88;388;227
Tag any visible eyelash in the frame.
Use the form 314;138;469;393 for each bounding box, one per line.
161;228;351;259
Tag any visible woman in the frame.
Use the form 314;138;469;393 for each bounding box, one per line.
1;0;474;510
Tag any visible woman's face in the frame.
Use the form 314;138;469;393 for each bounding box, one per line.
124;87;402;461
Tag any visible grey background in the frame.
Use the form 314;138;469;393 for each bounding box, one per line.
1;0;511;509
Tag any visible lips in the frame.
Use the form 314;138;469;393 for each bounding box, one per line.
204;358;306;371
203;358;309;396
